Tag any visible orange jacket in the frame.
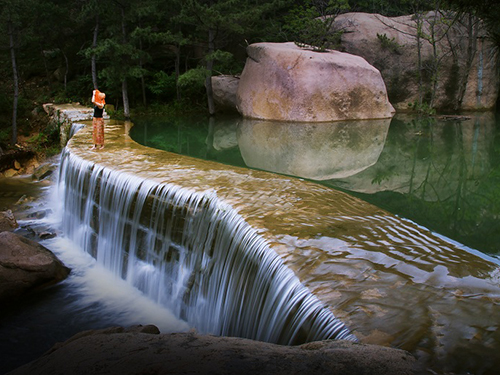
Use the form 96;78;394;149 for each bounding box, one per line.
92;89;106;108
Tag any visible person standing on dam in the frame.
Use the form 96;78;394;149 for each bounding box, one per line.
91;89;106;150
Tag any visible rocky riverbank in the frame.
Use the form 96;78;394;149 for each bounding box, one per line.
1;157;69;304
0;231;70;303
7;325;416;375
2;103;418;374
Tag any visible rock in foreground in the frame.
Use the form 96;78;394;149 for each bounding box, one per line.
236;42;395;122
0;231;70;301
8;325;415;375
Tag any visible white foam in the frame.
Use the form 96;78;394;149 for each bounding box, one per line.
41;235;190;333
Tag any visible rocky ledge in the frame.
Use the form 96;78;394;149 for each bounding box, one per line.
7;325;416;375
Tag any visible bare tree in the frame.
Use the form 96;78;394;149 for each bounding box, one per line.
8;17;19;145
92;14;100;89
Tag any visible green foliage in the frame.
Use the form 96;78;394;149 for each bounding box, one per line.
0;92;11;128
447;0;500;46
376;33;402;54
23;116;61;156
407;100;436;115
283;0;349;52
148;71;177;97
0;0;498;122
177;68;207;101
0;129;10;146
206;50;241;75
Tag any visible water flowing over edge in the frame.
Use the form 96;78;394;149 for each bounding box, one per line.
57;147;356;345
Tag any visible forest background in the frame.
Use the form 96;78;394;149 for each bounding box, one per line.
0;0;498;156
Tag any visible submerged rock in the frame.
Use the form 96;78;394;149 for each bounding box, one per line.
236;42;395;122
8;326;416;375
0;231;70;302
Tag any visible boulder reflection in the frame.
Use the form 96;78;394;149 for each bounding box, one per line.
235;118;391;180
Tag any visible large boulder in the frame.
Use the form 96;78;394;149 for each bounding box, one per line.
0;231;70;301
8;326;416;375
236;42;395;122
333;12;499;111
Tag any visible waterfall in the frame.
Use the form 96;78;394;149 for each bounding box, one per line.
57;148;356;345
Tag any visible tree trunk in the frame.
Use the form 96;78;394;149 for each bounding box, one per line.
63;50;69;92
92;15;99;90
122;78;130;119
429;11;439;109
415;14;424;107
8;20;19;146
40;43;52;93
175;44;181;101
139;39;147;106
455;14;478;111
205;28;216;116
121;7;130;119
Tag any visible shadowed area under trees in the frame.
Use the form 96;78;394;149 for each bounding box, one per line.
0;0;499;151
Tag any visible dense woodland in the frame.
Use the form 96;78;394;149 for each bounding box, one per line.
0;0;498;150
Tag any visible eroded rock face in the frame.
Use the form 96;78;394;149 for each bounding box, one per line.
333;12;499;111
8;326;416;375
236;42;395;122
0;231;70;301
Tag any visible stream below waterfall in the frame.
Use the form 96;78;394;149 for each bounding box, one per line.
0;174;189;374
1;110;500;375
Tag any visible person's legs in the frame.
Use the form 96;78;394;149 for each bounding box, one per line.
96;117;105;149
91;117;98;149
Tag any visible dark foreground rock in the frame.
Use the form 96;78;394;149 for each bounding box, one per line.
8;325;416;375
0;231;70;302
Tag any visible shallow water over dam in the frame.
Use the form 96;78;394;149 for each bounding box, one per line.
55;111;500;374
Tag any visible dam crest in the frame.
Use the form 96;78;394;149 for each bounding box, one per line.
56;106;356;344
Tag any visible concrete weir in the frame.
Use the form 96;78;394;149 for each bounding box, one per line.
56;105;356;344
51;104;500;373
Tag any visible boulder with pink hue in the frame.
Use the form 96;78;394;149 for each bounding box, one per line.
235;42;395;122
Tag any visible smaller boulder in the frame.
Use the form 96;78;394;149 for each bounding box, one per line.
212;75;240;113
0;231;70;302
0;210;18;232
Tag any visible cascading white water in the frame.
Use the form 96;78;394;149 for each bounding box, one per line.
57;148;356;345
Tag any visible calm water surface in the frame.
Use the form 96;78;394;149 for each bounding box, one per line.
2;112;499;374
130;112;500;257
